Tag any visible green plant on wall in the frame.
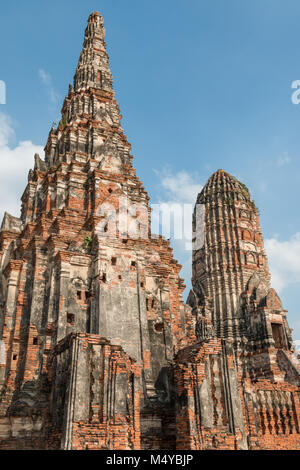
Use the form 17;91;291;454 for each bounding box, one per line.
232;176;260;215
239;182;250;194
50;164;60;172
233;176;250;196
84;235;92;248
224;195;234;206
58;113;67;129
250;200;260;215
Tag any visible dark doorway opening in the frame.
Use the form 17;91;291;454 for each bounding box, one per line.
271;323;285;349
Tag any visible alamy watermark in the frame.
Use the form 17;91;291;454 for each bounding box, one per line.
0;80;6;104
94;196;205;251
291;80;300;104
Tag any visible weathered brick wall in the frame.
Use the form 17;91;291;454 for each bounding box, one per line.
46;333;142;450
0;11;300;451
174;338;300;450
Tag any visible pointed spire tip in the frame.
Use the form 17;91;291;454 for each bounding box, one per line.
88;11;103;22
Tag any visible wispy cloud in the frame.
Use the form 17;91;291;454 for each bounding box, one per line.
276;151;292;167
0;112;14;147
152;169;202;296
152;169;202;246
39;69;60;104
155;169;202;204
0;112;44;220
265;233;300;292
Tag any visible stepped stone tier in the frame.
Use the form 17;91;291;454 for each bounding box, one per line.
0;11;300;450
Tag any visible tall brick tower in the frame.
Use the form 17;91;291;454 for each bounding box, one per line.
188;169;293;351
177;169;300;450
0;12;192;450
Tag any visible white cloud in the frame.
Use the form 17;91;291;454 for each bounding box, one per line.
39;69;60;104
155;169;202;204
152;169;202;297
152;169;202;248
277;151;291;167
0;113;14;147
265;233;300;292
0;113;44;221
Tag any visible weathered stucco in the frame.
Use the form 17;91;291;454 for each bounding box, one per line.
0;11;300;450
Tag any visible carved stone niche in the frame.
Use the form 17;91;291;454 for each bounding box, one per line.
195;316;215;343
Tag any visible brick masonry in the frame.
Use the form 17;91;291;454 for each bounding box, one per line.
0;11;299;450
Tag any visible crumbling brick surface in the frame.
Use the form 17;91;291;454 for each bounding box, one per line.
0;12;299;451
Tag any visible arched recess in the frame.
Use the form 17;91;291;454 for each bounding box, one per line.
243;229;252;241
247;252;256;265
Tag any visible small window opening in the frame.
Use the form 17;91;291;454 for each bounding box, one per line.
140;282;144;288
77;291;82;300
111;257;117;266
122;239;128;244
33;338;38;346
151;299;155;309
118;275;122;280
102;273;107;283
104;224;108;233
271;323;285;349
85;291;91;301
99;71;103;88
108;188;113;194
131;261;136;267
154;323;164;333
13;354;17;361
67;313;75;325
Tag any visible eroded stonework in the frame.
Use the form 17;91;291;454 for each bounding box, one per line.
0;12;299;450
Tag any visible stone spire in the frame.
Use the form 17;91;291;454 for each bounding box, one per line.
21;11;149;237
73;12;113;93
189;169;272;340
9;11;187;399
42;11;124;172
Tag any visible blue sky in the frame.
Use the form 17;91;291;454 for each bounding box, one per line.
0;1;300;340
